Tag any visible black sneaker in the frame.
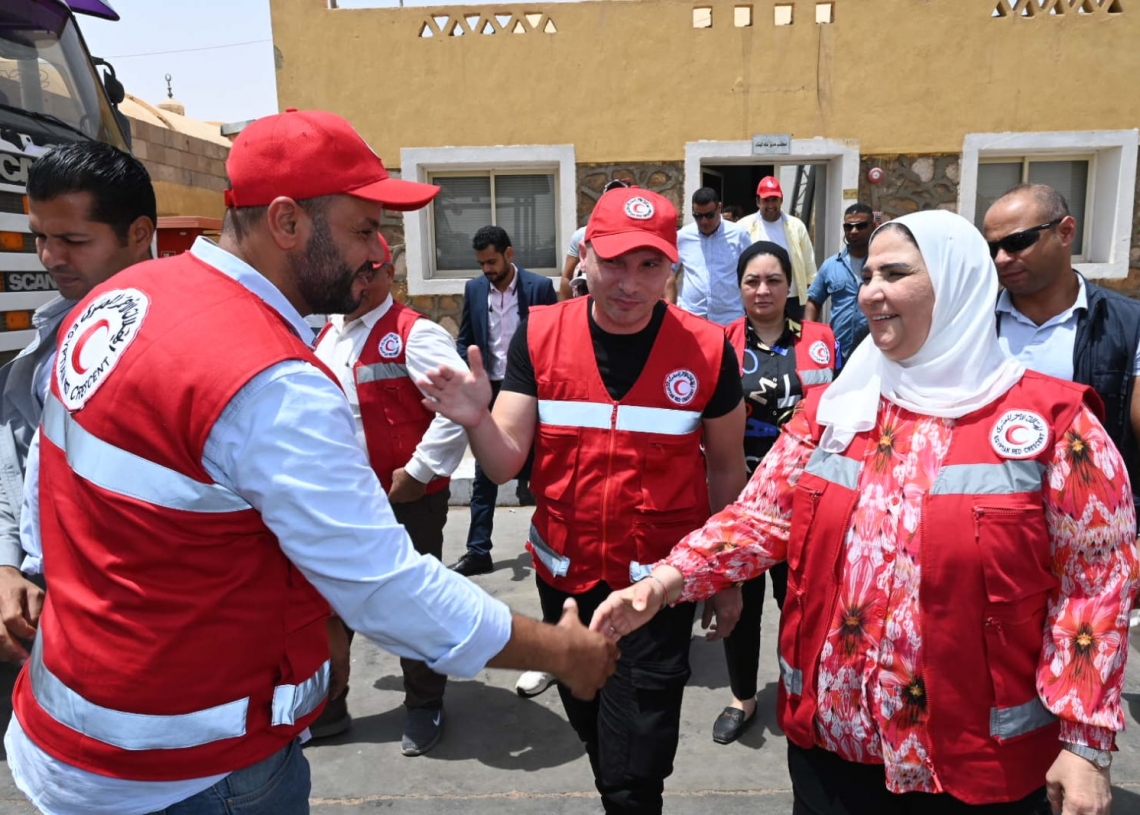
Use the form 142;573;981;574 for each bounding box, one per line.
402;707;443;756
516;482;536;507
450;552;493;577
309;690;352;740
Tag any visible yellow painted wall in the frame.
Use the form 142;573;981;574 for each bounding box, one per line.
270;0;1140;164
153;182;225;220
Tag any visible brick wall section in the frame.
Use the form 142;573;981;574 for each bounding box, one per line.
576;163;685;224
127;117;230;205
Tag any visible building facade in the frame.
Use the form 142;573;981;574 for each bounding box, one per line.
270;0;1140;325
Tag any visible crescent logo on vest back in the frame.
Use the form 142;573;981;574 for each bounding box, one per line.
56;288;149;411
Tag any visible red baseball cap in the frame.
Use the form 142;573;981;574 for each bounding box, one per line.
224;109;439;211
584;188;678;263
757;176;783;198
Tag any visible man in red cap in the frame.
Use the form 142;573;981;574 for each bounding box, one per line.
5;109;617;814
738;175;817;317
312;233;470;756
420;187;747;814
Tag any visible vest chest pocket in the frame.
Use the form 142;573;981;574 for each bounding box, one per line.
786;474;826;575
974;502;1058;743
535;427;581;505
638;436;701;513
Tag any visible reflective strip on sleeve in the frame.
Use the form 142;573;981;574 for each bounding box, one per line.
271;660;330;727
615;406;701;436
804;447;860;490
529;523;570;578
778;653;803;697
538;400;612;430
798;368;834;387
29;636;250;750
930;460;1046;495
41;394;252;514
989;696;1057;740
356;362;409;384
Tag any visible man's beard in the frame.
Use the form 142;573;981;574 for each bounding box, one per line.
289;213;369;315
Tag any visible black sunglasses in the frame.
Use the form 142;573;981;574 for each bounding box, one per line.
692;211;719;220
987;218;1062;259
843;220;872;232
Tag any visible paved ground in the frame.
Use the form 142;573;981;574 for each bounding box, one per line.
1;507;1140;813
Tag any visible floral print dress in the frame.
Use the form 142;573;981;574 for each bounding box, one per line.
665;398;1137;793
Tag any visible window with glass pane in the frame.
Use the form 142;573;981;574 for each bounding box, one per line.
975;158;1090;256
430;172;557;275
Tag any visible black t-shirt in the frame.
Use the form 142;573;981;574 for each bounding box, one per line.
740;318;805;474
502;299;742;419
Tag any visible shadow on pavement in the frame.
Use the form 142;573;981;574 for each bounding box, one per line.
307;676;584;772
503;551;534;584
1113;786;1140;813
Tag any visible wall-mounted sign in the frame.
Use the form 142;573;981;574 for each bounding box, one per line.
751;133;792;155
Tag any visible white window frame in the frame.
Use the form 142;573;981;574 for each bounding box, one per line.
958;130;1138;280
976;154;1096;264
402;144;576;295
683;137;861;260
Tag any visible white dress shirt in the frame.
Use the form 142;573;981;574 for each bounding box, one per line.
487;267;520;381
6;237;512;815
996;276;1087;381
314;296;468;483
676;218;751;326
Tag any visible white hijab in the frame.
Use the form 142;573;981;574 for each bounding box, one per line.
817;209;1025;453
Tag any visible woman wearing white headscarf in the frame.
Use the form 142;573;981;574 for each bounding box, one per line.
591;211;1137;815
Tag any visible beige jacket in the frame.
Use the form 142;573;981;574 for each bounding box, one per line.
738;212;817;306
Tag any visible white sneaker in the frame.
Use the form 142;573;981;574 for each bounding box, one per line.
515;671;557;698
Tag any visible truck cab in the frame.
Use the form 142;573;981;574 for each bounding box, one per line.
0;0;127;357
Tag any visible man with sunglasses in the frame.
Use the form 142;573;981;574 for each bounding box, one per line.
804;202;874;357
675;186;752;325
984;184;1140;532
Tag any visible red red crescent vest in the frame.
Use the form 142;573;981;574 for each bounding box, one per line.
527;298;725;593
777;371;1097;804
726;317;838;389
316;301;448;495
13;252;333;781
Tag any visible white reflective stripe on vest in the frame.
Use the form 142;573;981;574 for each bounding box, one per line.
271;660;331;727
356;362;409;384
41;394;252;514
615;406;701;436
798;369;834;387
529;522;570;577
538;400;700;436
29;636;250;750
931;460;1046;495
806;448;1044;497
778;652;803;696
538;400;612;430
990;696;1057;740
805;447;860;490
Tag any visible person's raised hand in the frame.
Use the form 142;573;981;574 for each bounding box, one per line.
0;566;42;663
418;347;493;429
554;599;618;700
702;584;742;642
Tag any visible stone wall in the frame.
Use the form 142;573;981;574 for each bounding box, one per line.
575;162;686;223
858;155;961;219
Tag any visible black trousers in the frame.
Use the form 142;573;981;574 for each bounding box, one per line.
723;562;788;701
788;742;1047;815
342;488;450;710
536;576;695;815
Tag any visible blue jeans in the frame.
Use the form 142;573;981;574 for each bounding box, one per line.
152;738;310;815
